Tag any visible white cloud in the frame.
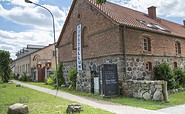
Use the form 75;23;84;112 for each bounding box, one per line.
108;0;185;18
0;1;69;59
1;0;185;59
0;29;54;59
0;4;68;30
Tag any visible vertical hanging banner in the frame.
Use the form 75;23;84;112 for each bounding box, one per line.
77;24;82;72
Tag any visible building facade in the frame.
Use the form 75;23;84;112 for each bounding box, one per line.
14;44;44;78
14;44;56;82
31;44;56;82
57;0;185;92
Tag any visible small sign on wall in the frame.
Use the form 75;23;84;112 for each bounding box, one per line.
77;24;82;72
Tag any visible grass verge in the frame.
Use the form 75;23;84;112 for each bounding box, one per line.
0;83;112;114
27;81;185;110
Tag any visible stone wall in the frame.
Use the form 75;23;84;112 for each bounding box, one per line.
76;71;92;93
62;55;124;92
122;80;168;101
126;56;185;80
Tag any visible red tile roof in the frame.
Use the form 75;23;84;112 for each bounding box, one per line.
87;0;185;38
57;0;185;47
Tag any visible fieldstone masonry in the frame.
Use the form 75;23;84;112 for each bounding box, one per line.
76;71;91;93
126;57;149;80
62;55;124;92
122;80;167;101
126;56;185;80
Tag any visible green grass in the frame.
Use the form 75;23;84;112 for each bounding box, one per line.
27;82;185;110
0;83;112;114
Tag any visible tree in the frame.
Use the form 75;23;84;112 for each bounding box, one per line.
96;0;106;4
0;50;11;83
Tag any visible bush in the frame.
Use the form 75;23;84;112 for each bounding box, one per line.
47;77;54;85
57;63;65;86
19;72;27;81
0;77;2;84
9;72;14;80
154;62;177;89
174;68;185;88
68;67;77;89
51;63;65;86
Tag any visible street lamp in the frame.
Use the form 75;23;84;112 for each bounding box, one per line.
25;0;59;90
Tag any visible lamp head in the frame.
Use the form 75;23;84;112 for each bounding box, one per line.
25;0;33;3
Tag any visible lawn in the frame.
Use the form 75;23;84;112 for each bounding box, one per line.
27;81;185;110
0;83;112;114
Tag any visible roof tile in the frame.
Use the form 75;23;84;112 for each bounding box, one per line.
88;0;185;38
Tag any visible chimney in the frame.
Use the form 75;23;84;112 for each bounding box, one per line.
148;6;156;20
183;20;185;26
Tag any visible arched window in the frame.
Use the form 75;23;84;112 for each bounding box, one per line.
73;31;77;50
33;54;40;61
175;41;181;54
143;38;151;51
146;62;152;71
82;26;88;47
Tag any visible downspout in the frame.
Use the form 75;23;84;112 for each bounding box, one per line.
123;26;127;80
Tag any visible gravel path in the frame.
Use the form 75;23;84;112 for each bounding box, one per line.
12;80;169;114
157;104;185;114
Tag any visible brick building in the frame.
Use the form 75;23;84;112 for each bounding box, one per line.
31;44;56;82
14;44;56;82
14;44;45;79
57;0;185;92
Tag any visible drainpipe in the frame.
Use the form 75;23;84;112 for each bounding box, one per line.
123;26;127;80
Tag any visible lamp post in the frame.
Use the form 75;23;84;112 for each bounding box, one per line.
25;0;58;89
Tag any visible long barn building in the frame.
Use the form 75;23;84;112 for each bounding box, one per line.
57;0;185;92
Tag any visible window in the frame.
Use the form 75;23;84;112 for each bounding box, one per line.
28;64;30;73
73;31;77;50
143;38;151;51
82;26;88;47
175;41;181;54
174;62;177;69
20;66;21;73
33;54;40;61
26;64;27;73
146;62;152;71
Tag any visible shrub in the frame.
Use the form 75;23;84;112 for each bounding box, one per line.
0;77;2;84
57;63;65;86
19;72;27;81
174;68;185;88
68;67;77;89
9;72;14;80
47;77;54;85
51;63;65;86
154;62;177;89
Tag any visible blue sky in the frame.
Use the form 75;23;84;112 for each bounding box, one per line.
0;0;185;59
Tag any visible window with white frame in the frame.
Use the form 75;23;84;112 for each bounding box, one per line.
143;38;151;51
175;41;181;54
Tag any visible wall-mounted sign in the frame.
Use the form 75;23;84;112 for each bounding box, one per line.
77;24;82;72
